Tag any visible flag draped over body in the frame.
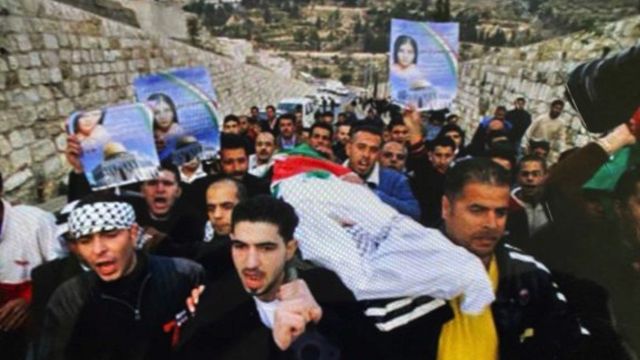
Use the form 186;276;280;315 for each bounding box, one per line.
272;146;494;314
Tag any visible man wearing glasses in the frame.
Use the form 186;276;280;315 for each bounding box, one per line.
379;141;408;172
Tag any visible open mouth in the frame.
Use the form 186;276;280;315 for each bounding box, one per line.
242;270;265;290
95;260;118;277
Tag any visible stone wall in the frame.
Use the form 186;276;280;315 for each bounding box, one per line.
452;15;640;154
0;0;315;204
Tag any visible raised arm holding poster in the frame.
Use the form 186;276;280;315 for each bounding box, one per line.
389;19;459;110
133;66;221;165
67;103;160;190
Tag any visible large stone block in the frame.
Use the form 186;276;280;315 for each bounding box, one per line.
10;147;31;169
4;169;33;192
0;136;12;156
40;51;60;67
9;130;25;149
31;139;56;162
21;129;36;145
42;155;63;178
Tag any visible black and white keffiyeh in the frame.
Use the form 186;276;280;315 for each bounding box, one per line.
68;201;136;239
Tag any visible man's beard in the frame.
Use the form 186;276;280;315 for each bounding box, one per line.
550;111;560;119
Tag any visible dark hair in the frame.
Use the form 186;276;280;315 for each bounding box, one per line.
430;136;456;152
208;176;248;203
551;99;565;108
310;122;334;139
278;113;296;125
157;159;181;185
437;124;465;147
393;35;418;65
517;154;547;173
251;106;259;112
77;192;128;207
350;124;383;140
516;97;526;102
387;118;406;132
232;195;299;242
266;105;276;112
220;133;250;154
73;109;106;134
495;106;507;113
529;140;550;152
0;171;3;195
147;93;178;128
224;114;240;124
444;158;511;200
488;141;517;170
322;111;334;118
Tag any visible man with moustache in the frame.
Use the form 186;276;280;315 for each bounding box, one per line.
507;155;550;243
36;194;204;360
434;158;583;359
249;131;277;177
179;195;377;359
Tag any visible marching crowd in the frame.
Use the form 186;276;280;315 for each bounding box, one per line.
0;95;639;360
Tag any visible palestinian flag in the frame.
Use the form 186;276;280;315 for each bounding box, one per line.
271;143;352;195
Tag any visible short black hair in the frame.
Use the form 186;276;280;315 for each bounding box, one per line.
310;122;333;139
516;97;526;102
387;118;406;132
350;124;383;140
158;159;181;185
207;176;248;203
444;158;511;200
529;140;550;152
437;124;465;145
232;195;299;242
430;136;456;152
266;105;276;112
322;111;334;118
220;133;250;154
495;106;507;113
488;141;517;170
250;106;259;112
224;114;239;124
517;154;547;173
278;113;295;124
551;99;565;107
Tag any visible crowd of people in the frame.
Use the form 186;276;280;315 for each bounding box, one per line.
0;95;639;360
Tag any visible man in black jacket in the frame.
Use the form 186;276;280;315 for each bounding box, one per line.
179;195;379;359
36;194;204;360
435;158;583;359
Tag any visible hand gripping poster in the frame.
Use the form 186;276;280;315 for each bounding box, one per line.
67;104;160;189
133;66;221;166
389;19;459;110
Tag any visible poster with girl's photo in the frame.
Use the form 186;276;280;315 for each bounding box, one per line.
389;19;459;110
66;104;160;189
133;66;221;166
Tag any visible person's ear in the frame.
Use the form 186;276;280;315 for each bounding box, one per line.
442;195;451;221
129;223;140;246
285;239;298;261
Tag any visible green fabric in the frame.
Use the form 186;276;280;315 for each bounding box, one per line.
583;145;640;191
279;143;325;158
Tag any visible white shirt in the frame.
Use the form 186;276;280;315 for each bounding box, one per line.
180;163;207;184
0;200;60;285
253;297;280;329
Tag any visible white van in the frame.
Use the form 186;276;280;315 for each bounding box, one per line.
277;98;317;128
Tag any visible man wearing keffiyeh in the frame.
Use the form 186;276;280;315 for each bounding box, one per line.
36;193;205;360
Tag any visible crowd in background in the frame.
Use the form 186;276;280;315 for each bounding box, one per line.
0;93;639;360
